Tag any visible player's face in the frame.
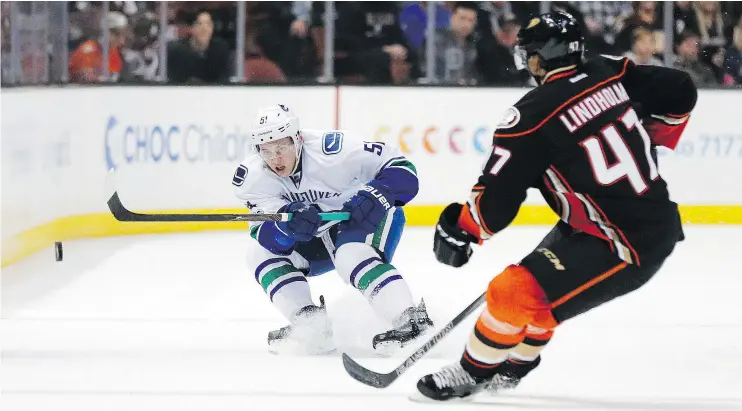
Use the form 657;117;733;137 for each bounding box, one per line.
527;55;546;80
259;137;297;177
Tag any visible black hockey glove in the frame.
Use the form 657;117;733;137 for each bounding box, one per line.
433;203;479;268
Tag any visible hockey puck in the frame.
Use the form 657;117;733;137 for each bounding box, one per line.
55;241;63;262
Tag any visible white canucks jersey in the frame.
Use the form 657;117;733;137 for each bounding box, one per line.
232;129;417;221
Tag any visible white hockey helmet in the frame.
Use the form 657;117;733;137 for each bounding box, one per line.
249;104;303;172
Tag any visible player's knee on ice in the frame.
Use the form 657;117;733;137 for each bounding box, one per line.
335;242;414;323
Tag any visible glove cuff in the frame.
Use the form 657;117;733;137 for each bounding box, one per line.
364;180;397;207
439;203;480;244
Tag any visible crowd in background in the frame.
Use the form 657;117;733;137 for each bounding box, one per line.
3;1;742;87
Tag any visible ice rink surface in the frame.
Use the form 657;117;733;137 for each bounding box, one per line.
2;226;742;411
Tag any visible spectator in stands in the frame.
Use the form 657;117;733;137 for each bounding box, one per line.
723;16;742;85
168;2;238;49
166;10;232;83
313;2;417;84
245;2;316;80
1;2;13;83
614;1;663;55
693;1;727;48
571;1;633;55
673;31;717;86
291;1;311;39
477;13;526;85
623;27;663;66
68;11;128;82
244;26;288;83
478;2;514;35
692;1;728;82
420;2;479;84
673;2;700;39
121;12;160;82
399;2;452;53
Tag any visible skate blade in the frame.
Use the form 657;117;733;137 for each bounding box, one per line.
410;391;544;407
373;326;436;357
371;340;402;357
408;391;477;404
374;327;435;357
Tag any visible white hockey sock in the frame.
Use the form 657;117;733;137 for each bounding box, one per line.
255;257;313;320
336;243;414;324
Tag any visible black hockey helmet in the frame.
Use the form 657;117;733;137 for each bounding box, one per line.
514;11;584;75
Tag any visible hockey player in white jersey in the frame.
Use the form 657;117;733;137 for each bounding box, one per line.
233;104;433;354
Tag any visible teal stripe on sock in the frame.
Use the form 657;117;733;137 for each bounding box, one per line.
357;263;395;292
260;264;295;292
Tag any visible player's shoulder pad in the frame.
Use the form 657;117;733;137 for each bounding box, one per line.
595;54;634;75
232;152;263;187
232;163;249;187
492;92;553;139
232;155;281;192
302;128;352;156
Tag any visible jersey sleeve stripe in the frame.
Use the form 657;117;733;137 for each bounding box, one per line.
387;159;418;176
650;114;689;125
665;111;692;119
458;203;485;244
378;156;406;171
494;58;630;139
473;191;495;235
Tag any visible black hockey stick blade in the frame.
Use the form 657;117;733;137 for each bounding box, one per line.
105;167;279;222
107;191;285;222
342;353;396;388
342;293;486;388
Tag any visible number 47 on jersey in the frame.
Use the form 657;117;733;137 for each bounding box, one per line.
488;108;660;195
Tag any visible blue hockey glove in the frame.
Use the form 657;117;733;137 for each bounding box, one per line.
341;181;396;234
277;202;322;242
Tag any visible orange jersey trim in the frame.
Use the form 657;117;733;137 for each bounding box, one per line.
550;262;628;309
544;69;578;84
459;203;486;244
494;59;630;139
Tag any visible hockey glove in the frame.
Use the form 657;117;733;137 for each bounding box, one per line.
433;203;479;268
277;202;323;242
340;181;396;234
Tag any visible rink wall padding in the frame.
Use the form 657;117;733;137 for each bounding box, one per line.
2;86;740;267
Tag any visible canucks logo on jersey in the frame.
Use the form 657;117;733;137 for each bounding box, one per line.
322;132;344;155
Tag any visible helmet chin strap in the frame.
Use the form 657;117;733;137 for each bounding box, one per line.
289;143;303;176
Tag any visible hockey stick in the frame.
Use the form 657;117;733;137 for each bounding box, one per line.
107;191;349;222
105;169;349;222
342;293;486;388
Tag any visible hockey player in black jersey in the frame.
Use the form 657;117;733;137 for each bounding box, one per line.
417;11;698;401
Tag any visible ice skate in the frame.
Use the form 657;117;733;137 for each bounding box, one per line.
371;299;434;354
267;295;335;355
415;357;542;401
485;357;541;392
415;362;488;401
